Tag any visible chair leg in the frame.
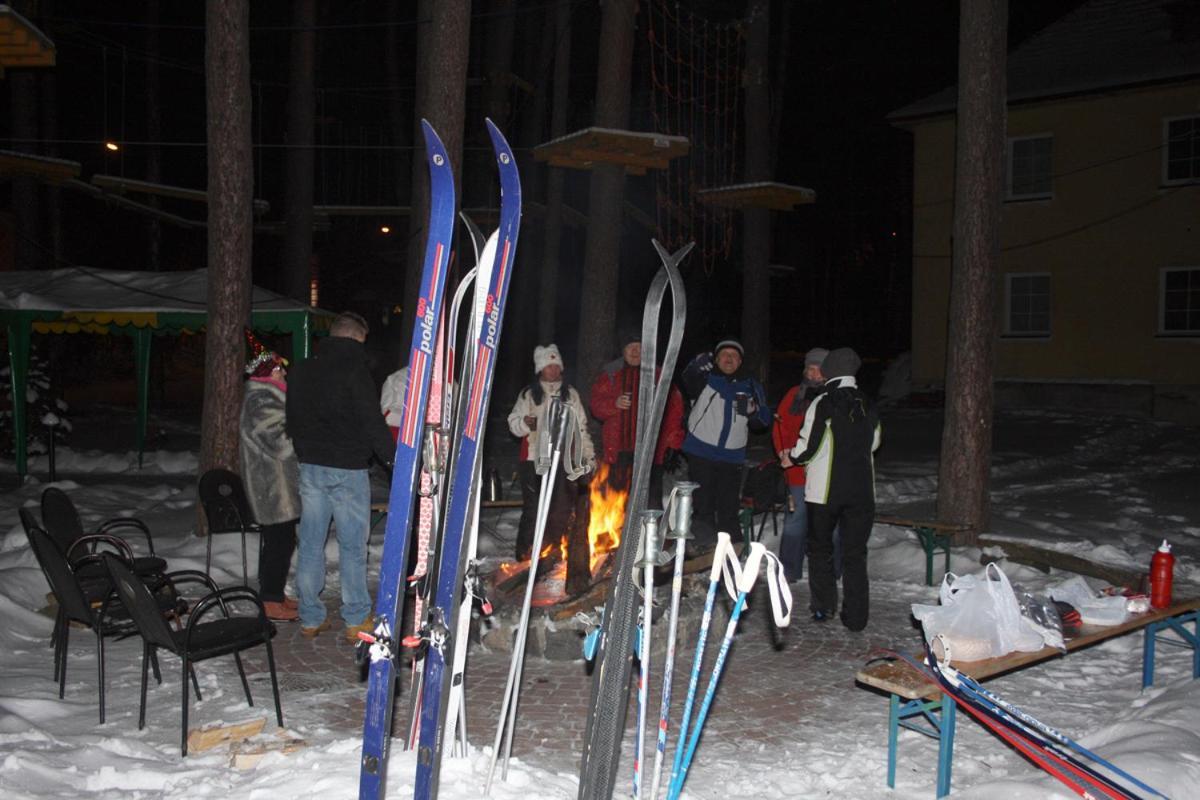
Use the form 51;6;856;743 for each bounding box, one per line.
241;531;249;586
58;624;69;699
139;643;150;730
181;655;190;757
263;636;284;727
233;651;253;706
190;665;202;702
150;649;162;685
96;626;106;724
52;608;64;682
205;534;213;580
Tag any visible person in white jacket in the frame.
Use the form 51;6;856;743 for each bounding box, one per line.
507;345;595;589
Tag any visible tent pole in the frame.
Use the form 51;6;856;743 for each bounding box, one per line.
5;315;32;479
134;327;152;469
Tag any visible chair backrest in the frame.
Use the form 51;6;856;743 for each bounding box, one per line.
26;526;94;625
41;487;86;554
102;555;179;652
198;468;256;534
741;459;787;512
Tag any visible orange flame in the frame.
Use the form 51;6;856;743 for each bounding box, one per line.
585;462;627;571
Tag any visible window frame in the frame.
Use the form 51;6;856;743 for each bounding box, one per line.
1162;114;1200;186
1003;272;1052;338
1005;133;1055;201
1158;266;1200;336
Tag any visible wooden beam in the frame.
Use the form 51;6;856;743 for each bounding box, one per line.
696;181;817;211
0;149;80;183
534;126;689;173
92;174;271;216
0;5;55;68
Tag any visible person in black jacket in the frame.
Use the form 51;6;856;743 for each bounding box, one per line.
286;311;395;640
787;347;881;631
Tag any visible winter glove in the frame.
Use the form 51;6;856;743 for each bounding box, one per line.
662;448;684;473
694;352;714;374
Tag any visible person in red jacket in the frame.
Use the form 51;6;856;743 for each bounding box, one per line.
589;327;685;509
772;347;828;582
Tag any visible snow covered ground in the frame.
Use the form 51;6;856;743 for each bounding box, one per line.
1;404;1198;799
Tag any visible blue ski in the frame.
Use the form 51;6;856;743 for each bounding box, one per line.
414;118;521;800
358;119;456;800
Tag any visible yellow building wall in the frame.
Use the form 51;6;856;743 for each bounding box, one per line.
907;81;1200;388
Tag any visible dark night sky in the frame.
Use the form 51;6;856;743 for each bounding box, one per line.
2;0;1088;393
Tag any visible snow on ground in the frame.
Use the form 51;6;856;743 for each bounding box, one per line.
1;405;1198;798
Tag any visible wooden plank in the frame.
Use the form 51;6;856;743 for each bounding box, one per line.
696;181;817;210
186;718;266;753
0;150;80;183
534;126;689;172
856;597;1200;700
978;536;1146;589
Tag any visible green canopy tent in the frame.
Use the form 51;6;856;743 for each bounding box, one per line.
0;267;332;477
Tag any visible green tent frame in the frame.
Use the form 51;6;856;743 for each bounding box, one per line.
1;269;331;477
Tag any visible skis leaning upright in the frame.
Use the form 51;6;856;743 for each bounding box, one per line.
413;118;522;800
577;240;690;800
358;120;456;800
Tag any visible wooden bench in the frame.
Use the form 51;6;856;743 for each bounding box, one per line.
855;597;1200;798
875;516;972;586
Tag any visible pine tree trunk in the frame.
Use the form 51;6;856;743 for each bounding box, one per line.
201;0;254;488
577;0;637;400
401;0;471;363
741;0;772;385
936;0;1008;540
538;0;572;343
10;67;39;270
281;0;316;302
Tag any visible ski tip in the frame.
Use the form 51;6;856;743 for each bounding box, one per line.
421;119;448;155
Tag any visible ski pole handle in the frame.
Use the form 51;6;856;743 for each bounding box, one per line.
759;550;793;628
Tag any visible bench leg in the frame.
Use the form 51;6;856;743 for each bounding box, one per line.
1143;623;1156;689
1142;611;1200;688
887;693;899;788
936;693;956;798
915;527;935;586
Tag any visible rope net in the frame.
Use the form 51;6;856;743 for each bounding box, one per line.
648;0;744;277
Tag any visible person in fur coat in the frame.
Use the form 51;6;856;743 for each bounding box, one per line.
239;332;300;622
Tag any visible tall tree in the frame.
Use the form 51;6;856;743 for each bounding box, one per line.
9;0;39;270
280;0;316;302
538;0;572;343
200;0;254;480
741;0;771;383
399;0;471;365
936;0;1008;538
576;0;637;397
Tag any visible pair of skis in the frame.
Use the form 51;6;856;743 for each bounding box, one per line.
577;241;689;800
889;645;1165;800
359;118;521;800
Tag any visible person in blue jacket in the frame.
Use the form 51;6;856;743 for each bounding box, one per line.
680;338;771;549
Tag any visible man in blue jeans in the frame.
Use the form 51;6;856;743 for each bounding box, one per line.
286;311;395;640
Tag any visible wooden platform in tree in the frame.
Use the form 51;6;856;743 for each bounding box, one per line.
0;5;55;70
534;127;689;175
696;181;816;210
0;150;80;183
92;174;272;215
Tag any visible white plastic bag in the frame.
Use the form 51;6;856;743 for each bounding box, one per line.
1048;575;1130;626
912;563;1046;663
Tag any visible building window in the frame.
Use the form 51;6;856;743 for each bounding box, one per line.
1161;267;1200;335
1005;273;1050;337
1006;135;1053;200
1164;116;1200;184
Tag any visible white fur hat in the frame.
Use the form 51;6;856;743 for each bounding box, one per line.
534;343;564;374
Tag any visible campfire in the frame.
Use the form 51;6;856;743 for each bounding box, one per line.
496;461;629;605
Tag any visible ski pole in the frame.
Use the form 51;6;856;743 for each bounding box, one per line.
668;545;791;800
484;401;568;794
648;482;696;800
665;531;740;799
633;509;663;799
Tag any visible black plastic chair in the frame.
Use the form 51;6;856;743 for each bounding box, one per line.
25;526;142;723
103;554;283;756
197;468;260;585
739;459;789;543
41;487;166;579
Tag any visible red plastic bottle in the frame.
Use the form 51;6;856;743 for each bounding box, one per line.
1150;539;1175;610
